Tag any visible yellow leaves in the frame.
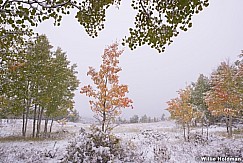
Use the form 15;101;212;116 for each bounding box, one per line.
111;100;118;105
166;86;195;123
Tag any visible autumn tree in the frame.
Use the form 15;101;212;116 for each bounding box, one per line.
80;43;133;132
205;61;241;137
1;0;209;53
167;86;199;141
235;53;243;118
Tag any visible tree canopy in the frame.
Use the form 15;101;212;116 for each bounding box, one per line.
0;0;209;53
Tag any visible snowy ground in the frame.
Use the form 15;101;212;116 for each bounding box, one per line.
0;120;243;163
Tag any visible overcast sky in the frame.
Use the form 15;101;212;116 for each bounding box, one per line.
35;0;243;119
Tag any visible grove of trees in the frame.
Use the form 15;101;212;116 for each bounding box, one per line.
166;53;243;139
0;35;80;137
128;114;161;124
0;0;212;136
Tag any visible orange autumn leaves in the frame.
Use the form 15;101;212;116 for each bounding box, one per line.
80;43;132;131
167;59;243;125
205;61;241;117
166;86;198;124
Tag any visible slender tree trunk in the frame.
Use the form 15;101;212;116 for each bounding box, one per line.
24;108;28;137
226;115;229;134
36;106;44;138
22;109;26;137
187;122;190;141
36;105;40;137
206;122;209;140
49;118;54;133
24;102;30;137
102;77;108;132
183;122;186;141
102;110;106;132
201;118;204;135
44;117;48;137
32;104;37;138
228;115;233;138
23;81;31;137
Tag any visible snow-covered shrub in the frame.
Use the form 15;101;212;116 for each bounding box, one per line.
119;139;145;162
61;126;142;163
138;129;171;162
141;129;168;141
154;143;171;162
189;133;208;145
0;146;47;163
213;143;243;158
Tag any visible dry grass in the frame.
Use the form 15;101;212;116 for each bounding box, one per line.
0;131;74;142
233;128;243;134
212;129;243;139
0;136;46;142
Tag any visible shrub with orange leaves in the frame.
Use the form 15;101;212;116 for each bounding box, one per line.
80;43;133;132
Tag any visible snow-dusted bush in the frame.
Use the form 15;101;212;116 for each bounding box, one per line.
141;129;168;141
61;126;143;163
212;141;243;158
136;129;171;162
154;143;171;162
189;133;208;145
0;146;47;163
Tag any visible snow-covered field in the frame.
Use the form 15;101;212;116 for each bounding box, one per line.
0;120;243;163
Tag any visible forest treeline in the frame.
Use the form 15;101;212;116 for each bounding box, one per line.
115;114;166;124
0;35;80;137
167;54;243;139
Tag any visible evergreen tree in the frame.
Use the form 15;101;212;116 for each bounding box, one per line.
191;74;212;134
